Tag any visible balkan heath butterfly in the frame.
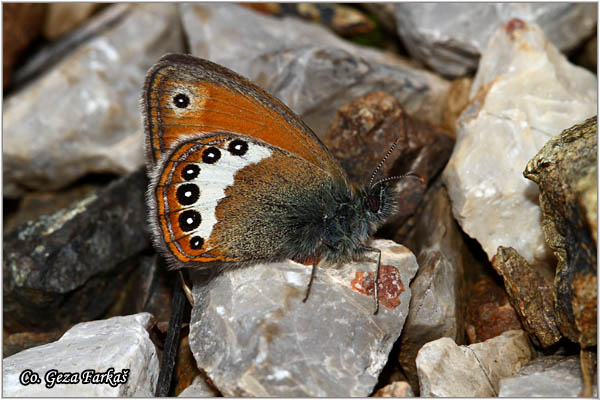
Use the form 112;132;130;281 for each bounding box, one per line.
143;53;413;313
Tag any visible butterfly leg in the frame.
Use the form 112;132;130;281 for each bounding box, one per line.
361;246;382;315
302;239;336;303
179;270;195;307
302;256;319;303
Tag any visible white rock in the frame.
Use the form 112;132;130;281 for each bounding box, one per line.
442;21;597;273
3;3;183;197
395;3;597;77
180;3;450;136
189;240;419;397
2;313;159;396
416;330;534;397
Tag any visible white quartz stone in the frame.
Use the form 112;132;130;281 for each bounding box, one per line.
2;313;159;396
416;330;534;397
442;21;597;273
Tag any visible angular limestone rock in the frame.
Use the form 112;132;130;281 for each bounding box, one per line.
394;3;597;77
499;355;598;397
398;183;479;392
2;313;159;396
189;240;418;397
3;3;183;197
442;21;597;274
180;3;450;136
416;330;534;397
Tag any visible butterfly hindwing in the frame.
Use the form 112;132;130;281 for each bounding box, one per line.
149;132;334;267
151;132;270;263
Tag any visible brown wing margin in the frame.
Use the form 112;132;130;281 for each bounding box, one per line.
142;53;346;181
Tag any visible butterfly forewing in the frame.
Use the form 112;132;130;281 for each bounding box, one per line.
143;54;346;182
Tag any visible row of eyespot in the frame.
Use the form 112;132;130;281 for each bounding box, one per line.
172;139;250;251
180;139;249;179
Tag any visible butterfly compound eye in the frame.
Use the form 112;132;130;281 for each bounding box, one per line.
367;194;380;213
173;93;190;109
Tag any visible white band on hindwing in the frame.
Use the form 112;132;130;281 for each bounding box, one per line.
163;139;273;254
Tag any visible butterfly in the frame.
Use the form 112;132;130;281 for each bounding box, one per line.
142;53;416;313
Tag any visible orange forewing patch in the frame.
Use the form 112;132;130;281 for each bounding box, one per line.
144;56;345;181
151;76;323;169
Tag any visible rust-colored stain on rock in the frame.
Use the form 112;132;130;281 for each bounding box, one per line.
505;18;526;35
350;264;405;309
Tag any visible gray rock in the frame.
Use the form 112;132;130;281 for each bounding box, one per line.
189;240;419;397
2;313;159;396
178;374;220;397
442;21;597;274
11;4;131;89
398;183;477;392
416;330;534;397
499;355;598;397
180;3;450;136
3;3;183;197
395;3;598;77
3;169;150;333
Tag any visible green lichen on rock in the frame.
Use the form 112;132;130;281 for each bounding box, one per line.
524;116;597;348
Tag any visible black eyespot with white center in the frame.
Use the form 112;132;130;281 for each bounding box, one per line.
202;147;221;164
228;139;248;156
181;164;200;181
179;210;201;232
189;236;204;250
173;93;189;109
176;184;199;206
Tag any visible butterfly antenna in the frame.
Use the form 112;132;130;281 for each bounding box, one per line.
372;172;425;188
369;140;399;188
